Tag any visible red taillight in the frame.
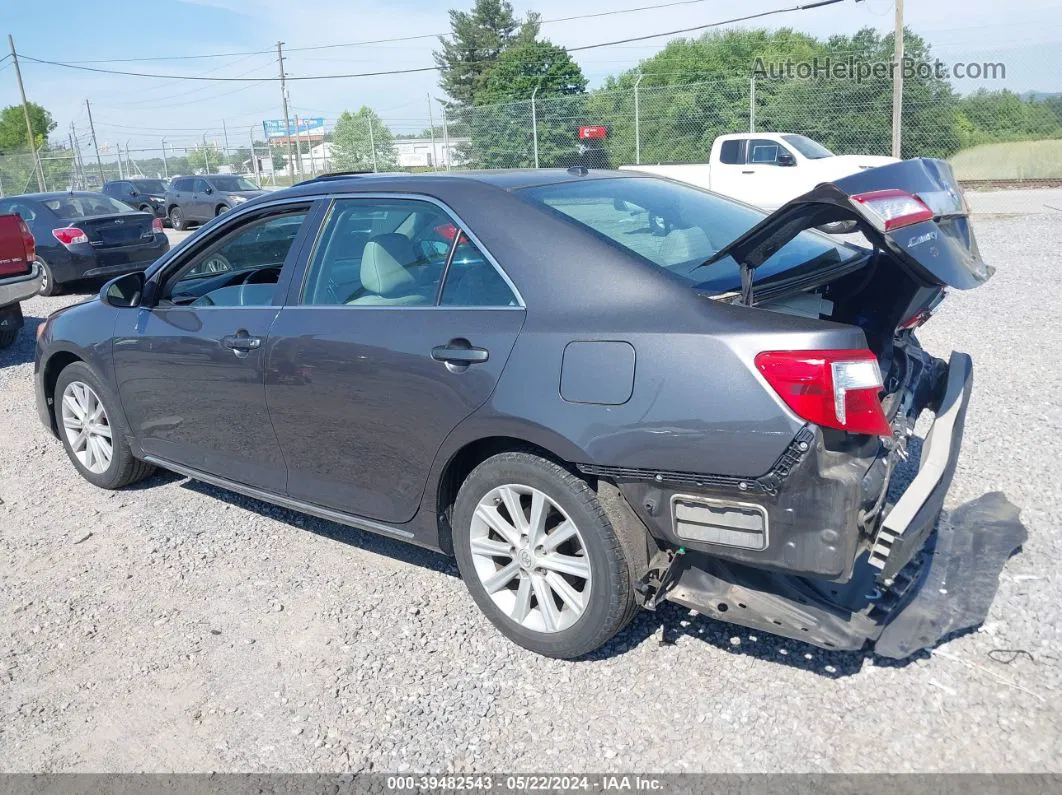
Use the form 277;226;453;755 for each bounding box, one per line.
151;217;164;233
852;188;934;231
18;217;35;263
433;222;458;241
755;349;892;436
51;227;89;246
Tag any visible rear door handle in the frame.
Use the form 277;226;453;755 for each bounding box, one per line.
431;343;489;364
741;170;755;174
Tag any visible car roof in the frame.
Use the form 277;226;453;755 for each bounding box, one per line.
280;168;637;197
6;192;104;201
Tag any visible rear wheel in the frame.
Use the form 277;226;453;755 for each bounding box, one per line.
37;257;60;297
53;362;155;489
139;204;153;214
452;452;638;658
215;204;229;217
0;325;16;348
169;206;186;231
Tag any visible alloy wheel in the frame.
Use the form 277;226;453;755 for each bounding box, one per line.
61;381;113;475
469;484;592;633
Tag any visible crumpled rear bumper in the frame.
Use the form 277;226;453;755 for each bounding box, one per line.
663;350;1026;658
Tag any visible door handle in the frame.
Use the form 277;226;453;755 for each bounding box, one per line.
431;343;489;364
221;332;262;353
741;170;755;174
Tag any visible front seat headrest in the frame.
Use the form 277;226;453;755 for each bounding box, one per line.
360;233;417;296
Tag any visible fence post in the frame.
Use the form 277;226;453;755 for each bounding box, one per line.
531;86;540;169
634;73;644;165
427;93;439;172
749;75;756;133
442;106;451;172
161;139;168;178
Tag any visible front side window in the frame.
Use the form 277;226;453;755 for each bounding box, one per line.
193;178;211;193
782;134;833;159
518;177;855;290
160;209;309;308
131;179;169;194
172;178;191;192
748;139;787;165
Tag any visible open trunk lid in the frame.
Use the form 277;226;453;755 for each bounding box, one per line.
708;158;992;303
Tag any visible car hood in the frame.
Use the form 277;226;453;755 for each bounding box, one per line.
225;190;267;200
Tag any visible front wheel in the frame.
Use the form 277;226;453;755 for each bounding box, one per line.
53;362;155;489
215;204;229;217
169;206;186;231
452;452;638;658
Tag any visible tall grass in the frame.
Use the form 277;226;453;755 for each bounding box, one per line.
950;139;1062;180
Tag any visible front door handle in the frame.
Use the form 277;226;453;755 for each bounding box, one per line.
741;169;755;174
431;342;489;365
221;331;262;355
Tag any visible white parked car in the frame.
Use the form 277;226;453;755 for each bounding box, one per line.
621;132;898;211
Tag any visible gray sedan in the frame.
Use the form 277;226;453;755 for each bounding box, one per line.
33;163;1018;659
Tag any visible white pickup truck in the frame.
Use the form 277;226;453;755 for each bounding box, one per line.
621;132;898;212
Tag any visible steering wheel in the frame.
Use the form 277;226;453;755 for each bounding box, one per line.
240;266;281;285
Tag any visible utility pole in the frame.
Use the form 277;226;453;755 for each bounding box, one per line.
634;73;644;165
222;118;230;161
276;41;296;182
891;0;904;159
427;93;438;172
202;133;211;173
367;116;378;173
117;142;124;179
85;100;105;185
68;130;79;189
161;139;169;178
441;104;451;172
8;35;45;192
249;127;260;184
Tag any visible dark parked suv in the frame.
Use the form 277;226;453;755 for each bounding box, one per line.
165;174;265;230
102;178;170;220
35;163;1022;660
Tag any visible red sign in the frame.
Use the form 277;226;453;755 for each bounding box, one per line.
578;125;608;140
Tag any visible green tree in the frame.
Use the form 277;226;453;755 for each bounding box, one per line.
0;102;56;152
185;144;221;173
954;90;1062;148
433;0;540;108
331;107;397;171
468;40;588;168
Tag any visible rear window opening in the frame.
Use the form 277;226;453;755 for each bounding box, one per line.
43;195;135;220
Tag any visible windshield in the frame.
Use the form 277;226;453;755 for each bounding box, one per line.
782;134;834;159
131;179;169;194
517;177;856;292
43;194;135;219
209;176;259;192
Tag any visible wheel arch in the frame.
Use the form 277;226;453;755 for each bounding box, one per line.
430;429;589;556
41;349;85;437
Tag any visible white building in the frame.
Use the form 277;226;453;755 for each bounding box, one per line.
394;137;469;169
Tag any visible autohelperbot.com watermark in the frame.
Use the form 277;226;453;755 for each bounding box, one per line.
753;55;1006;82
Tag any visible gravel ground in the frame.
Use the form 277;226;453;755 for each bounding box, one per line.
1;216;1060;773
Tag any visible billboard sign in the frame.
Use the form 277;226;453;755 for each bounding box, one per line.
263;117;326;141
578;125;609;140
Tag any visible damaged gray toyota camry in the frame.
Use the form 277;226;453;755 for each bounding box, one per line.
34;160;1024;659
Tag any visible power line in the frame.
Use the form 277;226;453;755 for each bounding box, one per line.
18;1;845;82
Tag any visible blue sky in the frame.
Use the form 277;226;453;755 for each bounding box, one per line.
3;0;1062;155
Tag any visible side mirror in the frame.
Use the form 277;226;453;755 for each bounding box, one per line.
204;187;214;195
777;152;796;167
101;271;145;308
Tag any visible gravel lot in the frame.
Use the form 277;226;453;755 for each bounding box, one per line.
1;215;1060;773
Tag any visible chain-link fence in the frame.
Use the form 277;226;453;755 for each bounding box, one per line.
3;74;1061;197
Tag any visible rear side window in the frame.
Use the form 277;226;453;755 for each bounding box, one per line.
301;198;516;308
718;139;744;165
171;178;191;192
193;178;211;193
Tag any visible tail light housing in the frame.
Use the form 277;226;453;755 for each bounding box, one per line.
19;217;35;263
755;349;892;436
51;227;89;246
151;217;164;233
851;189;934;231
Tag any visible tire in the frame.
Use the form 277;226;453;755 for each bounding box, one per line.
139;205;153;214
37;258;60;297
452;452;637;659
0;325;16;348
169;206;186;231
53;361;155;490
215;204;229;217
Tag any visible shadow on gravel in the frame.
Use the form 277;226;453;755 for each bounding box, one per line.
179;478;457;576
0;316;44;368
